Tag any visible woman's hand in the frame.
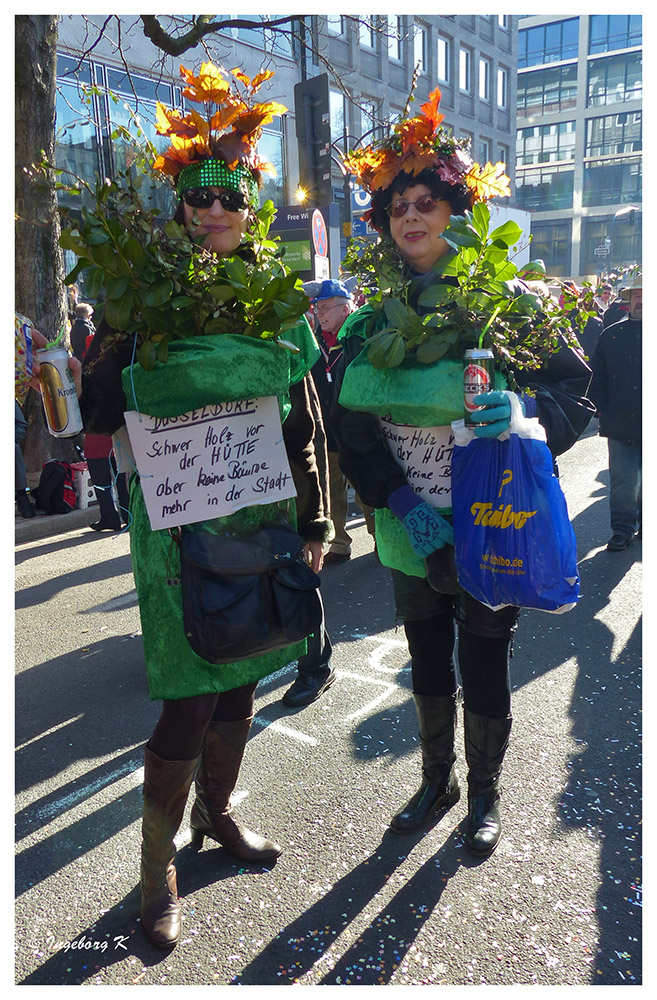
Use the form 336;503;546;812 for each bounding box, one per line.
304;540;325;573
28;328;83;399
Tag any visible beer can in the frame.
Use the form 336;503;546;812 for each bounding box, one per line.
463;348;495;425
36;347;83;438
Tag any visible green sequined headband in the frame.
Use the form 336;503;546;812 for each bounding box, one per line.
176;159;260;205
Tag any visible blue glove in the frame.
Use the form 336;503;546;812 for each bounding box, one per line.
388;485;454;557
469;390;537;438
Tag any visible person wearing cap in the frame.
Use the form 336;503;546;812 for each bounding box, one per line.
589;273;642;551
311;279;375;562
331;87;593;857
77;63;332;949
280;279;369;708
594;282;614;314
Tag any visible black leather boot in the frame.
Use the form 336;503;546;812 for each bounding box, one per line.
390;693;460;833
140;745;199;949
463;709;512;856
190;718;282;862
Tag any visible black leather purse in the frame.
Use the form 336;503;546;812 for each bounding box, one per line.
174;521;323;664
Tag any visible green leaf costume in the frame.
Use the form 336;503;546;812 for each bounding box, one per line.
121;326;321;700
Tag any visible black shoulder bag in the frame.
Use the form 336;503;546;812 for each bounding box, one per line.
173;520;323;664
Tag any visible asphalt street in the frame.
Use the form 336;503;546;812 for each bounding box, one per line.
14;424;642;986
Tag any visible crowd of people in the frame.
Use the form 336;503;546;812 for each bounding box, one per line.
17;61;641;953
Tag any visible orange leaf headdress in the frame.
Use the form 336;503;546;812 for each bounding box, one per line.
153;61;287;201
342;86;510;223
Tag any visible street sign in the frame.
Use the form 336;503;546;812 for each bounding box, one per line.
312;208;328;257
314;254;329;279
594;245;611;257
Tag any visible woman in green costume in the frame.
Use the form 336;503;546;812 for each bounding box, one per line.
79;64;332;949
332;89;593;858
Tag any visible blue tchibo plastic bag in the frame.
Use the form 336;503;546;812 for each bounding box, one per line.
451;393;579;613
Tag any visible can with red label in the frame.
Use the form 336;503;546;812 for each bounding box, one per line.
36;346;83;437
463;348;495;425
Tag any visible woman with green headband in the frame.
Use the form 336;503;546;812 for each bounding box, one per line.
78;64;332;950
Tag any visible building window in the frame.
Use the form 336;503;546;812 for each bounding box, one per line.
589;15;642;54
330;88;346;140
256;126;286;206
581;213;641;274
587;52;642;107
478;138;490;164
104;66;178;215
388;15;403;61
515;166;574;212
517;121;576;165
459;48;471;92
497;68;507;108
414;23;427;74
359;15;376;50
518;18;579;68
236;14;294;58
326;15;345;36
497;144;509;167
55;56;101;211
582;157;642;207
528;220;572;277
437;37;450;82
479;58;490;101
360;99;381;139
498;15;508;29
518;65;578;116
585;111;642;156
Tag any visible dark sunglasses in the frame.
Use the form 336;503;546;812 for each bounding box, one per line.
385;195;441;218
182;187;249;212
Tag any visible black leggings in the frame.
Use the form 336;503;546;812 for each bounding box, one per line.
149;683;257;760
393;570;518;719
404;615;512;717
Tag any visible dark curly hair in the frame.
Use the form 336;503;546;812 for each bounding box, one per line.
369;168;473;235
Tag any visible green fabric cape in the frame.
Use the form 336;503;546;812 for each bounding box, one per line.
121;325;318;700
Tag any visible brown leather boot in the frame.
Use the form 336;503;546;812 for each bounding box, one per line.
140;745;199;949
190;718;282;862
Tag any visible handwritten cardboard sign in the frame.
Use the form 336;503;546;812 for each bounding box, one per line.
124;396;296;530
379;416;454;510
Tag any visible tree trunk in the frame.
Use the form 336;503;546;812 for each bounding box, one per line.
15;15;81;473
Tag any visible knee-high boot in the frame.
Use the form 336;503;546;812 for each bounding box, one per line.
190;718;282;862
140;745;199;949
463;709;512;856
390;693;460;833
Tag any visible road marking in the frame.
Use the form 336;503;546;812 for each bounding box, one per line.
338;670;398;720
364;636;408;673
251;716;318;746
16;715;84;752
22;757;144;826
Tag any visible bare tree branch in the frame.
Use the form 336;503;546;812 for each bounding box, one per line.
139;14;296;57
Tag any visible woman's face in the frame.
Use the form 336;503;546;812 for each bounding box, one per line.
183;187;249;257
388;183;453;273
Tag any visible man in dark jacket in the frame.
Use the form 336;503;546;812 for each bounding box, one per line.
306;279;375;563
589;274;642;551
70;303;96;361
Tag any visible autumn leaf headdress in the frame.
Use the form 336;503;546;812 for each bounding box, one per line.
343;87;510;227
154;62;287;204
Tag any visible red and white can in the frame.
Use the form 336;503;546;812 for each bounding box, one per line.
463;348;495;425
